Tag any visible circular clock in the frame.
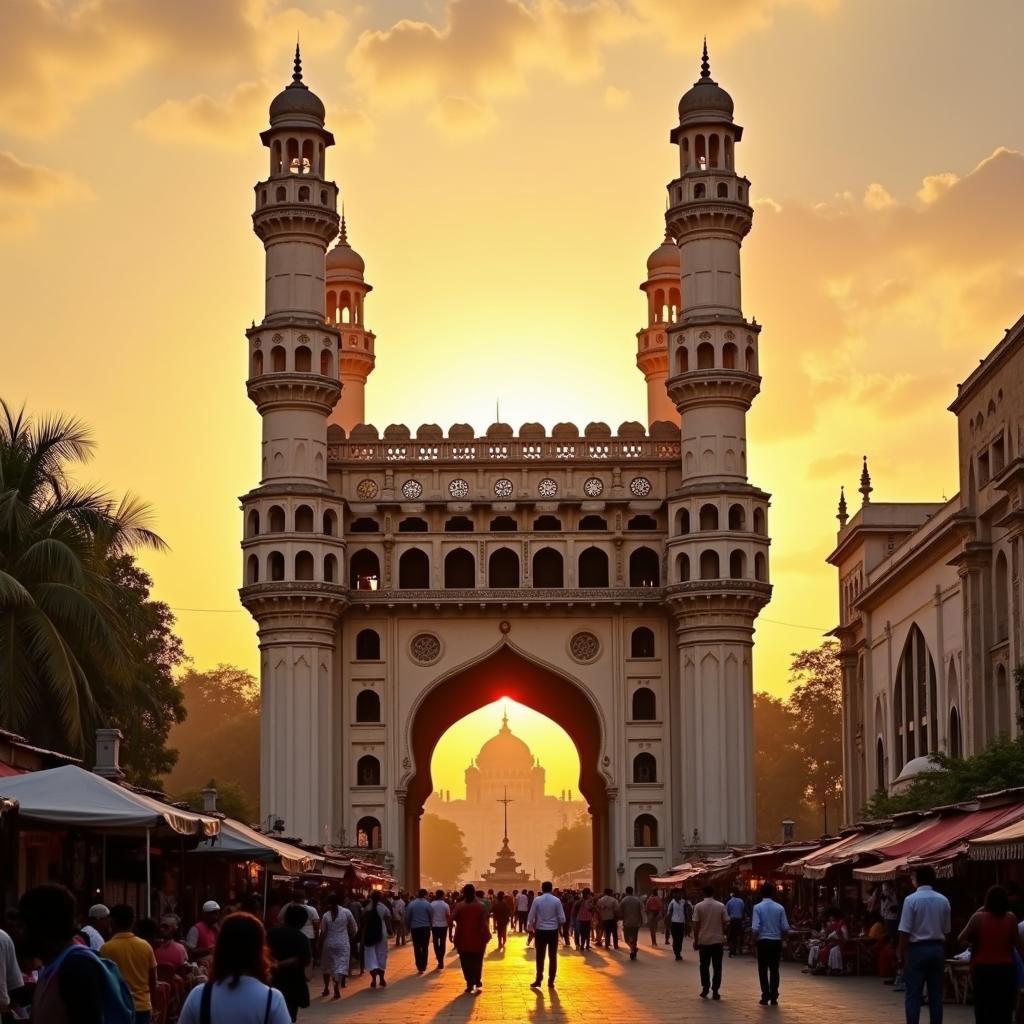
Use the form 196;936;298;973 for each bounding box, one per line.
630;476;653;498
448;478;469;499
538;477;558;498
356;478;378;500
494;478;514;499
583;477;604;498
401;479;423;500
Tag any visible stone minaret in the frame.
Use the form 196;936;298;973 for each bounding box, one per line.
240;48;347;843
636;230;682;427
325;212;375;433
663;42;771;850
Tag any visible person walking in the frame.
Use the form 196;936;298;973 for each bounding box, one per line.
666;889;690;960
318;892;357;998
899;866;951;1024
491;892;512;951
267;904;312;1023
751;882;789;1007
575;890;594;950
528;882;566;989
597;889;620;949
100;904;158;1024
452;885;490;995
405;889;433;974
645;892;663;947
392;892;407;947
429;890;452;969
361;891;393;988
81;905;111;952
178;913;291;1024
619;887;644;961
725;889;745;957
692;886;729;1001
515;890;530;934
278;888;319;945
957;884;1023;1024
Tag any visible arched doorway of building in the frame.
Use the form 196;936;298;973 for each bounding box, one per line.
402;644;610;892
634;862;658;895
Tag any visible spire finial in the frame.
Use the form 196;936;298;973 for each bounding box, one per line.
292;39;303;84
700;37;710;79
837;485;849;528
501;704;509;731
859;455;873;505
339;203;348;245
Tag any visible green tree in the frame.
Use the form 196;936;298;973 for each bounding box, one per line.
0;401;166;754
545;813;592;878
164;665;260;815
420;813;472;889
178;779;255;823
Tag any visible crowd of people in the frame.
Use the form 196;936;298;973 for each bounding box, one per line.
1;868;1022;1022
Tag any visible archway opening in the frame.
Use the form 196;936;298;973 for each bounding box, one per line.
404;645;607;892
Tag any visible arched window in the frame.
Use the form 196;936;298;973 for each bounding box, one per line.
268;551;285;581
632;687;656;720
631;627;655;658
294;346;311;372
490;516;518;532
320;348;331;375
994;664;1009;739
693;183;706;199
274;185;286;202
350;549;380;590
722;342;737;369
398;549;430;589
729;550;746;579
251;350;263;376
699;550;720;580
676;346;689;374
350;517;380;533
533;547;564;588
247;509;260;537
634;863;658;895
633;752;657;784
728;504;745;530
875;737;885;790
246;554;259;584
995;551;1009;641
444;548;475;589
295;550;314;580
699;504;719;531
355;628;380;660
627;515;657;531
893;624;938;768
578;547;609;587
633;814;658;847
356;816;381;849
295;505;314;532
445;516;474;532
676;508;690;534
697;342;714;369
579;515;608;531
629;547;659;587
745;346;756;373
356;689;381;722
752;507;766;535
268;505;286;532
324;553;338;582
357;755;381;786
676;553;691;582
754;552;767;581
717;182;728;198
323;510;337;536
398;516;428;533
297;184;310;202
949;706;962;759
709;134;720;167
488;548;520;588
534;515;561;531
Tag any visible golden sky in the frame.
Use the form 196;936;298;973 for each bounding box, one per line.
3;0;1024;792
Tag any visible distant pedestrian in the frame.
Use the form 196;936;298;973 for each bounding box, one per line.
528;882;566;989
515;890;530;933
492;892;511;950
405;889;433;974
666;889;690;960
429;890;452;969
725;890;745;957
318;892;357;998
81;904;111;952
596;889;620;949
392;892;407;946
575;890;594;950
619;887;644;960
957;884;1023;1024
452;885;490;995
267;904;312;1022
100;904;158;1024
645;892;663;946
751;882;789;1007
361;891;393;988
692;886;729;1001
899;866;951;1024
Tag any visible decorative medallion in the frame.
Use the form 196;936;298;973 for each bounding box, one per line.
569;631;601;663
583;477;604;498
538;477;558;498
448;478;470;499
499;620;511;634
356;478;379;500
401;479;423;500
699;330;712;340
725;329;735;340
409;632;442;664
494;478;514;499
629;476;653;498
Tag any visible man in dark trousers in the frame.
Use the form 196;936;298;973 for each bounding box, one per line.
751;883;790;1007
404;889;433;974
527;882;567;990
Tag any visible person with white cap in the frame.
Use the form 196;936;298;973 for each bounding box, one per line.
186;901;221;964
81;904;110;951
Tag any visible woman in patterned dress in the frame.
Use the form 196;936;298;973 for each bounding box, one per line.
319;893;357;999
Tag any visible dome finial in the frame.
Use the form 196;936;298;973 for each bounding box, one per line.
859;455;873;505
340;203;348;244
700;37;710;79
837;485;848;527
293;38;303;84
501;704;510;732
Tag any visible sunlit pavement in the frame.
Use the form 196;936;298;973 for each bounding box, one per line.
300;932;972;1023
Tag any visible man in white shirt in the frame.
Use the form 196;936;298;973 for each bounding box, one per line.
278;889;320;942
666;890;691;960
527;882;566;989
898;866;951;1024
429;891;452;969
515;890;530;933
81;904;110;951
391;892;407;946
692;886;729;1000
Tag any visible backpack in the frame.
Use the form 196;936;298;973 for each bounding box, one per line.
47;944;136;1023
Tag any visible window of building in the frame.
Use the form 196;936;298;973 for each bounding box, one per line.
356;689;381;722
579;515;608;531
699;550;719;580
631;687;656;720
533;547;564;588
995;551;1009;641
357;755;381;786
295;551;314;580
444;516;474;532
355;628;380;660
350;549;380;590
399;516;428;533
356;816;381;849
490;516;518;532
268;505;286;532
629;547;659;587
294;505;314;532
444;548;475;589
630;627;655;658
728;504;745;530
578;547;610;587
398;549;430;589
350;517;380;533
633;814;658;847
268;551;285;581
948;707;962;759
628;515;658;531
893;624;938;769
534;515;561;531
632;753;657;784
676;508;690;534
488;548;520;588
729;550;746;579
699;504;719;530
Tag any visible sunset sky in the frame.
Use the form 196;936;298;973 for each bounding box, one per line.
3;0;1024;796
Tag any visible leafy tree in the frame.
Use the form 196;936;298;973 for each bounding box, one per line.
420;813;472;889
0;400;166;754
164;665;260;815
178;779;255;823
545;812;592;878
861;737;1024;818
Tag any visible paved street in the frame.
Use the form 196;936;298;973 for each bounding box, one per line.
301;932;972;1023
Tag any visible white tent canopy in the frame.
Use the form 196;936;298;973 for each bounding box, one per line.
192;819;322;875
0;764;219;836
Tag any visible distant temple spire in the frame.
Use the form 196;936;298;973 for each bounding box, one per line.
860;455;873;505
837;485;848;528
292;41;303;84
700;37;710;79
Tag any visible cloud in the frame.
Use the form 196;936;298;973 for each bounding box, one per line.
0;150;86;234
137;82;270;149
604;85;630;109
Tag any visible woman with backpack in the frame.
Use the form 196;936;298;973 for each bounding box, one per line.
360;891;393;988
178;913;291;1024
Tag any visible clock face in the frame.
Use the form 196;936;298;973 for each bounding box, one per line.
448;478;469;499
401;479;423;500
494;478;514;499
538;477;558;498
583;477;604;498
356;478;378;500
630;476;653;498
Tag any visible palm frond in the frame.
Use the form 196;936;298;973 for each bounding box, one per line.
14;537;87;587
0;570;34;609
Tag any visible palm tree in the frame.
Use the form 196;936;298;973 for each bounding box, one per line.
0;400;166;753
